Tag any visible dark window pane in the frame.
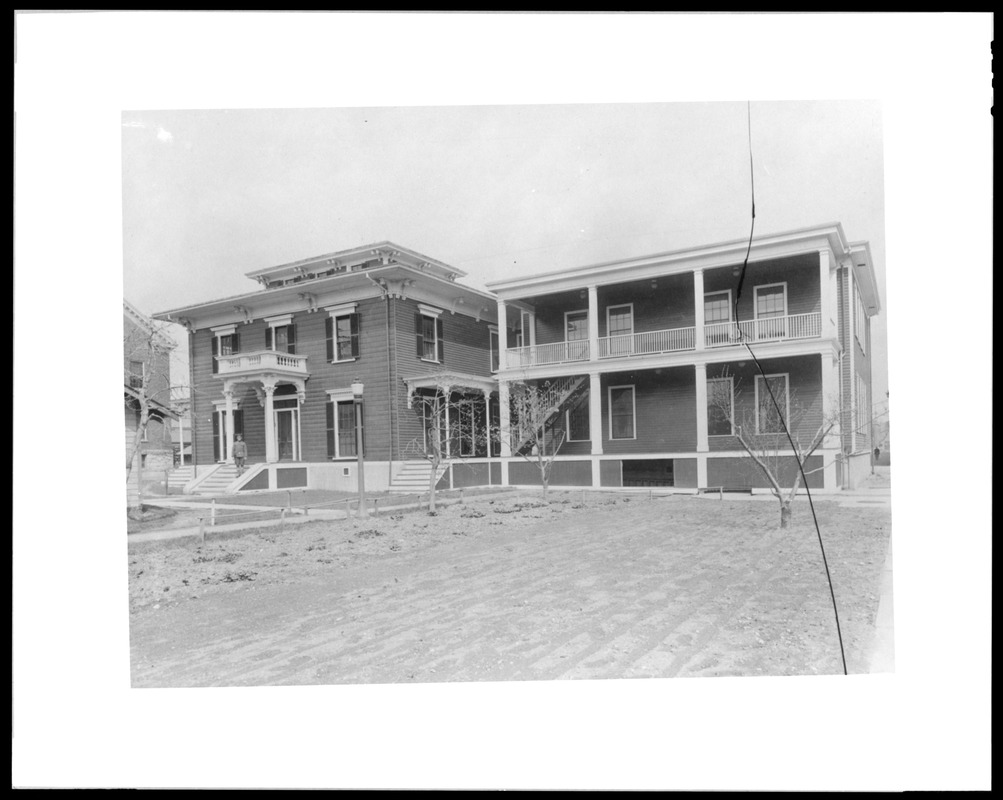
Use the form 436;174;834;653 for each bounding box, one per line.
337;401;357;456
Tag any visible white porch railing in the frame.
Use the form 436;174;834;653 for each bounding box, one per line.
506;340;590;368
598;326;696;359
703;312;822;348
217;350;309;376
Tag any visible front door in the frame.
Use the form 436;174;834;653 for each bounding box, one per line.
274;404;300;461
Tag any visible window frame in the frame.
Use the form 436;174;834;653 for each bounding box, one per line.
564;309;589;341
854;288;867;354
706;376;735;437
607;384;637;441
565;398;591;442
326;389;363;460
703;290;733;325
488;325;499;373
325;303;360;363
605;303;634;338
753;282;788;320
417;304;444;364
754;373;790;435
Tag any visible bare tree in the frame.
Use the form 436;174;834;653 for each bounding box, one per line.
505;379;580;501
404;385;491;512
710;373;840;528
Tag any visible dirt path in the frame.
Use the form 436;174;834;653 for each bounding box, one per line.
129;493;890;686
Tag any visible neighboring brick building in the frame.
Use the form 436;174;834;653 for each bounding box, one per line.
124;300;178;505
155;243;501;494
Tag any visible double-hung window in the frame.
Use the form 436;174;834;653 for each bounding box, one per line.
489;326;499;373
325;304;360;362
128;360;145;390
566;395;590;442
704;291;733;345
707;377;734;436
608;385;636;440
754;283;787;340
210;324;240;374
326;390;363;459
755;373;789;435
416;304;444;364
265;314;297;354
854;289;867;354
565;310;589;360
606;304;634;356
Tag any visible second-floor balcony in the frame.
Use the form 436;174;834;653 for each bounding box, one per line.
503;312;823;369
217;349;309;378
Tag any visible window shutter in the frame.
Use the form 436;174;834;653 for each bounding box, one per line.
415;312;424;358
287;324;296;355
436;318;445;364
265;327;273;351
325;317;334;362
234;409;244;437
211;336;218;374
326;401;335;458
232;332;240;354
350;313;360;358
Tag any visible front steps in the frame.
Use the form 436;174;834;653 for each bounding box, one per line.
188;464;244;496
388;460;446;494
167;465;195;492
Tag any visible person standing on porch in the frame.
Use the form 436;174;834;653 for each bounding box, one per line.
232;434;247;474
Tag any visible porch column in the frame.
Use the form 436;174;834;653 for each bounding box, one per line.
528;312;537;347
263;382;277;463
442;386;452;458
588;371;603;456
498;380;511;485
695;363;709;488
224;389;235;463
693;268;705;350
819;249;837;340
496;300;509;372
587;284;599;361
821;352;840;489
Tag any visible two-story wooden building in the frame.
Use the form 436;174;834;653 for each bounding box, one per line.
154;243;501;495
488;223;880;492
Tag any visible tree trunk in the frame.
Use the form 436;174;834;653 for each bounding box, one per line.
428;460;438;512
780;501;792;529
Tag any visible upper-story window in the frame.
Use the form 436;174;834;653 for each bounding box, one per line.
265;314;296;354
325;304;360;362
489;326;499;373
606;304;633;337
416;304;444;364
565;309;589;360
754;283;788;340
210;324;240;374
704;291;732;325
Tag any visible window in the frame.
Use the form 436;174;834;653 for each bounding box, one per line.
755;374;789;434
325;304;360;362
489;326;499;372
326;393;363;459
606;304;634;356
128;360;144;390
265;315;297;354
565;310;589;360
704;291;732;325
754;283;788;340
854;289;867;354
415;305;444;363
210;325;240;375
566;395;590;442
608;385;636;440
707;377;734;436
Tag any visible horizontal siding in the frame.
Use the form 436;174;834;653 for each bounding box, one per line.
707;455;824;490
706;355;823;452
704;252;821;319
600;367;697;454
509;459;592;487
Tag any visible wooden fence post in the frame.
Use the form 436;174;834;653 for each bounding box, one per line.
199;517;205;545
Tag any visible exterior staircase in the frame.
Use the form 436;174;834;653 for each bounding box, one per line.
188;463;243;496
511;375;588;455
388;460;447;495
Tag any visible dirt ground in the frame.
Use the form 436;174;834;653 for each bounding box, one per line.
128;490;891;686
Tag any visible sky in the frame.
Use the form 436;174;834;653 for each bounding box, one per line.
122;100;888;399
14;12;992;792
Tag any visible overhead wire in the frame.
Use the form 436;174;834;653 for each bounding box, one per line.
732;101;848;675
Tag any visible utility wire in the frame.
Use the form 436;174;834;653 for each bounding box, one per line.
732;101;848;676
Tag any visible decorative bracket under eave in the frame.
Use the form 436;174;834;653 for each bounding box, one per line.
298;292;318;313
233;305;253;324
